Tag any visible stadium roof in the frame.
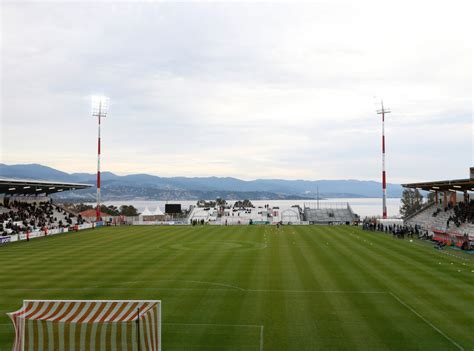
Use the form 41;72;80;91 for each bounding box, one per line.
0;178;92;195
402;178;474;192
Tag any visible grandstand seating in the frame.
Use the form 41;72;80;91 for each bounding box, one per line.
0;200;82;236
405;200;474;240
404;203;436;230
304;207;355;224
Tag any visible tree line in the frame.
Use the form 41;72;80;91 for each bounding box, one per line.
400;189;435;218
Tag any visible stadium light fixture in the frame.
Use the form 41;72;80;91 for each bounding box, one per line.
91;95;109;223
452;185;461;189
57;189;63;192
23;186;30;189
8;187;16;191
36;188;42;191
432;186;440;190
49;187;55;190
92;96;109;118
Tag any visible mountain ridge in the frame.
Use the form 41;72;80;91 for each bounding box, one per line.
0;163;403;200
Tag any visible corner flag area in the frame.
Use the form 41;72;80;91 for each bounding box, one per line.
0;225;472;350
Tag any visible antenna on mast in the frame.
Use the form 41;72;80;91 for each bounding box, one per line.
376;99;391;219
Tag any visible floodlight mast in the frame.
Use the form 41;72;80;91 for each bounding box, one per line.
376;100;390;219
92;96;109;223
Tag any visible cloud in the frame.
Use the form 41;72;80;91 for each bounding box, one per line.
1;0;472;183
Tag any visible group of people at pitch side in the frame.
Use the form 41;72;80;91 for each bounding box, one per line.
362;219;422;239
191;219;206;226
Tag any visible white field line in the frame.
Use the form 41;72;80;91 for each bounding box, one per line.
116;279;246;291
0;322;263;328
0;322;265;350
246;289;387;294
0;286;388;294
0;287;236;292
410;240;473;263
164;322;262;328
389;292;464;351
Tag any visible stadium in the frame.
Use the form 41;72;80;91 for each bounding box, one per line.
0;169;473;350
1;2;473;350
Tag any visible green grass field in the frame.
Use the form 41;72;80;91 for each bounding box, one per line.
0;225;473;350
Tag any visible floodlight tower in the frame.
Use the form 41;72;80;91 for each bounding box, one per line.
376;100;390;219
92;96;109;222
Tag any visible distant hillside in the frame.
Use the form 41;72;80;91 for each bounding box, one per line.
0;163;403;200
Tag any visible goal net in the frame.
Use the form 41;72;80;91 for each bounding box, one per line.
7;300;161;350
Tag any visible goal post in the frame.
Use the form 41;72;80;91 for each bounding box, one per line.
7;300;161;350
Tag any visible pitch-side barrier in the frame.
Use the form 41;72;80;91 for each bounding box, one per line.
0;223;94;245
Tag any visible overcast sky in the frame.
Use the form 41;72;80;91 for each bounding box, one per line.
1;0;472;183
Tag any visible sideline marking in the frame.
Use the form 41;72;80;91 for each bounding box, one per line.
164;322;262;328
0;322;266;350
115;279;246;291
246;289;387;294
389;292;464;351
0;287;388;294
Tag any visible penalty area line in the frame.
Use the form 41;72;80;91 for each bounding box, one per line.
389;292;464;351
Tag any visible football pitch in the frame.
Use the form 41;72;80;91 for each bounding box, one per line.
0;225;472;350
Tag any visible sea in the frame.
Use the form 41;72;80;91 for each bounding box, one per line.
93;198;401;218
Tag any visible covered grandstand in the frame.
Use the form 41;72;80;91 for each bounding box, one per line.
0;178;91;195
0;178;93;241
402;167;474;249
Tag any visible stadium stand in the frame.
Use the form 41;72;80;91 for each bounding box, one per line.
404;202;436;230
402;167;474;249
0;200;85;236
0;178;92;237
303;203;356;224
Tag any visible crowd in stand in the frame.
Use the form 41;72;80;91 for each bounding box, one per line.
452;200;474;225
440;200;474;228
362;218;425;239
0;200;83;236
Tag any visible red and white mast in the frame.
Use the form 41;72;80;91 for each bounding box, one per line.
377;100;390;219
92;96;109;222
